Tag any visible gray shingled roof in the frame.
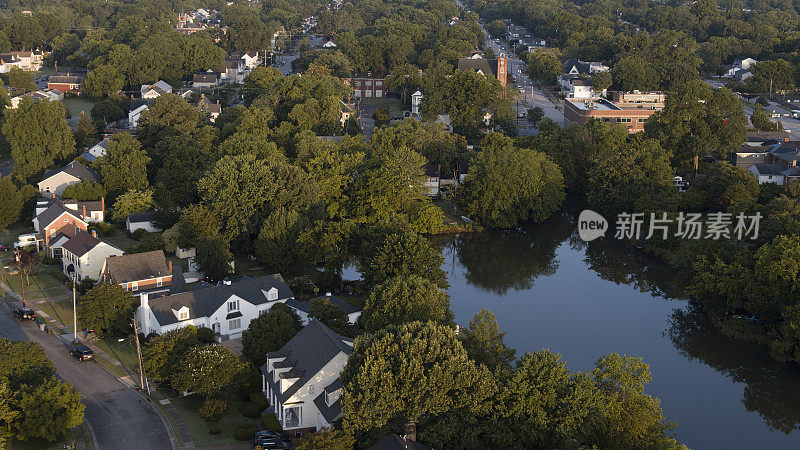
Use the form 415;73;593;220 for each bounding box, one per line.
457;57;499;77
562;58;591;74
751;163;785;175
62;231;102;257
105;250;170;284
260;320;353;404
148;274;293;326
193;73;218;84
36;201;84;229
313;392;342;424
127;211;155;223
42;161;97;184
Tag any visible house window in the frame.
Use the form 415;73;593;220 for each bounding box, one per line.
228;300;239;312
45;187;50;193
179;311;189;320
75;227;80;234
268;290;278;301
131;281;138;291
156;278;162;287
229;318;241;330
64;218;69;222
308;385;314;395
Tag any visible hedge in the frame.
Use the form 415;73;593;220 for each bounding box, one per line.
262;412;282;432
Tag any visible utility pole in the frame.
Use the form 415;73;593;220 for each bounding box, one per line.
72;275;77;342
770;78;773;100
132;318;145;390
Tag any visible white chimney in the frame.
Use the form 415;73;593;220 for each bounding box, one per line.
139;292;151;335
326;291;332;297
140;291;149;308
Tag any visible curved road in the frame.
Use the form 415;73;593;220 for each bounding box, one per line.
0;299;173;450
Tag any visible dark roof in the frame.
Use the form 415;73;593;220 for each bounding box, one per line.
62;231;103;257
129;98;150;112
105;250;171;283
424;163;440;178
746;131;791;142
148;274;293;326
49;232;70;247
49;75;81;84
42;161;97;183
571;77;592;86
457;57;499;77
324;378;341;393
193;73;218;84
562;58;591;74
751;163;785;175
260;320;353;403
127;211;155;223
313;392;342;424
367;435;432;450
769;141;800;163
36;201;84;229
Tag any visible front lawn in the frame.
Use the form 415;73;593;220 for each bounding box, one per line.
62;97;96;117
102;231;139;251
94;336;140;372
37;298;75;328
4;271;67;301
171;389;260;447
0;225;35;246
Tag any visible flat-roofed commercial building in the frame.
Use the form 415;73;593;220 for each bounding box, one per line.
564;93;664;133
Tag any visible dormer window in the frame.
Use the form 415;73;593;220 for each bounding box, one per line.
179;311;188;320
267;287;278;301
131;281;138;291
227;300;239;312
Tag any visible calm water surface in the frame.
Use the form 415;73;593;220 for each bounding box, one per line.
436;207;800;449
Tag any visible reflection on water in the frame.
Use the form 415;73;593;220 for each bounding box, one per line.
441;202;800;448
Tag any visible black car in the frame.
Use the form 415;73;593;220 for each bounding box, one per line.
252;430;290;449
12;307;35;320
70;345;94;361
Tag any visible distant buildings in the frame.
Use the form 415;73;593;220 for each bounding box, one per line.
724;57;757;82
0;50;46;73
564;91;665;133
48;74;82;94
344;77;387;98
38;161;97;196
457;53;508;88
9;89;63;108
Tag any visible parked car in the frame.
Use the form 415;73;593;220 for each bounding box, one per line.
14;233;39;249
0;244;11;251
12;307;35;320
70;345;94;361
252;430;290;449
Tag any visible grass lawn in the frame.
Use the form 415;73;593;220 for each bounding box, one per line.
7;431;72;450
62;97;96;117
94;336;140;372
171;390;259;447
4;271;67;301
37;298;75;328
94;354;129;378
103;231;139;251
361;97;404;116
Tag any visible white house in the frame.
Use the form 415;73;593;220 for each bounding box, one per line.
749;163;786;185
724;57;757;81
126;211;161;234
285;294;362;325
61;231;124;282
559;75;594;99
322;40;337;48
411;90;424;116
424;163;440;196
83;138;109;161
141;80;173;99
135;275;295;338
260;320;353;434
38;161;98;196
129;99;150;129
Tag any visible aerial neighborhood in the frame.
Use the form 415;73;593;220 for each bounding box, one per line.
1;0;800;449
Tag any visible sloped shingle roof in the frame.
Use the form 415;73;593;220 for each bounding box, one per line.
105;250;171;284
62;231;102;257
285;296;361;316
42;161;97;184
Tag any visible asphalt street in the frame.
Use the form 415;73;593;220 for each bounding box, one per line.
0;299;173;450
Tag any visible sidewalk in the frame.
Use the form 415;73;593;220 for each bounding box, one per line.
150;390;195;449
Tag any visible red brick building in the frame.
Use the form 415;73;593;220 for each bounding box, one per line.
564;93;664;133
344;78;387;98
48;74;82;94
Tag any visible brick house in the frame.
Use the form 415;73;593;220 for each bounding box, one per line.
344;78;387;98
101;250;174;297
564;92;665;133
48;74;82;94
33;202;88;257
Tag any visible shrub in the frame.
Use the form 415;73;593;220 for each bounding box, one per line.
240;402;261;418
76;278;95;295
233;426;258;441
89;221;117;237
42;256;60;265
262;412;282;431
54;272;70;284
250;391;269;409
196;326;215;344
131;228;149;241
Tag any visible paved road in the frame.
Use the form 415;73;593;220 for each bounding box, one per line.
0;300;173;450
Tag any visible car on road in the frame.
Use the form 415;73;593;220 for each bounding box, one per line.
252;430;290;449
791;110;800;119
70;345;95;361
12;307;35;320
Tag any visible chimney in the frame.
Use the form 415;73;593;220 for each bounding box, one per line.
404;422;416;442
168;260;173;272
101;197;105;213
140;291;149;308
82;205;86;221
91;230;97;238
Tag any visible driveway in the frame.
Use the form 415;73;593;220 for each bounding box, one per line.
0;299;174;450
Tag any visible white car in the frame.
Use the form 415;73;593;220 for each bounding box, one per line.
14;233;39;249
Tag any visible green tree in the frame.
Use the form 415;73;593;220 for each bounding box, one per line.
361;231;447;288
198;399;226;434
372;107;390;128
195;235;233;283
12;376;85;441
77;284;136;337
750;104;777;131
294;428;354;450
99;133;150;199
62;181;106;201
344;116;361;135
254;207;308;272
0;176;27;228
8;67;34;92
0;339;56;385
592;71;613;93
461;133;565;227
310;298;352;336
175;344;244;399
362;275;453;332
526;48;562;86
341;321;496;443
81;65;124;99
142;326;199;387
111;189;154;223
461;308;516;375
177;205;221;250
241;303;302;367
4;98;75;182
